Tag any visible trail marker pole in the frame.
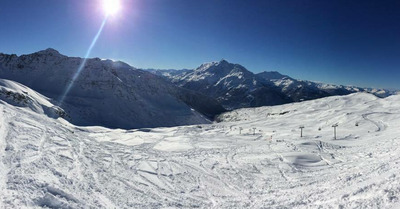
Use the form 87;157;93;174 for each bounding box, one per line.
239;127;243;135
332;124;338;139
252;128;256;135
299;125;305;137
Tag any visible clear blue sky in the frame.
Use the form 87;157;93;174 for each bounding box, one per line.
0;0;399;89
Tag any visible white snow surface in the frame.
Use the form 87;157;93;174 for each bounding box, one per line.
1;79;400;208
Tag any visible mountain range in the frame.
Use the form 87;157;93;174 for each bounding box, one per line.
0;49;224;129
146;60;398;110
0;49;397;129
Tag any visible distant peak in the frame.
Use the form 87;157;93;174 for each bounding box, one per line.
36;48;61;56
258;70;282;75
219;59;229;64
198;59;232;67
218;59;236;66
256;71;291;80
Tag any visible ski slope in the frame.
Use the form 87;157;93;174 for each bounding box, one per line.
0;79;400;208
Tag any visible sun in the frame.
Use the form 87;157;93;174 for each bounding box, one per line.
102;0;121;16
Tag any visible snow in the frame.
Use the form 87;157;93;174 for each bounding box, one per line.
0;50;222;129
1;78;400;208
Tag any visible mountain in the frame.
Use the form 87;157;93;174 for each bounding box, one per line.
148;60;398;109
256;71;291;80
145;68;192;80
0;49;225;129
257;72;398;101
148;60;292;109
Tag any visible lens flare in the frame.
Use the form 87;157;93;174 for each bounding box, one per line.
58;17;108;105
59;0;123;105
103;0;121;16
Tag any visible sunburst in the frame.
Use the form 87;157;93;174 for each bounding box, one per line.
102;0;121;16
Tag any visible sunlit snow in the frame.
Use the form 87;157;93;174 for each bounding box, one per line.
1;78;400;208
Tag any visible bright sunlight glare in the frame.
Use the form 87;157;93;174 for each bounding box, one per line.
103;0;121;16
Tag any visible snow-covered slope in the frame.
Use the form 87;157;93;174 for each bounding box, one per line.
145;68;193;81
149;61;398;109
0;79;65;119
1;88;400;208
0;49;225;128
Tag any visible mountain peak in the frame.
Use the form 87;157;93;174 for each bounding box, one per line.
256;71;290;80
219;59;229;64
35;48;61;56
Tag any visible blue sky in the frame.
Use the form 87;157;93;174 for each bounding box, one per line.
0;0;399;89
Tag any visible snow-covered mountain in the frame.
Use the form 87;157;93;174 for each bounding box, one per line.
0;49;225;129
149;60;292;109
257;71;398;101
1;84;400;208
145;68;192;80
256;70;291;80
149;60;398;109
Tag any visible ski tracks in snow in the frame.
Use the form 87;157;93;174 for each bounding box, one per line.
362;112;390;132
0;106;8;207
